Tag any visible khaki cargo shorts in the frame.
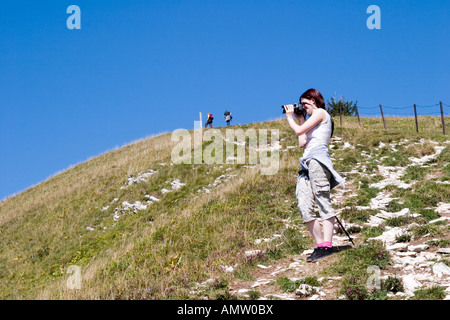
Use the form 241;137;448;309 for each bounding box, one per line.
295;159;337;223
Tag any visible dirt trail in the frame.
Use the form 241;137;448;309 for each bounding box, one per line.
229;235;353;300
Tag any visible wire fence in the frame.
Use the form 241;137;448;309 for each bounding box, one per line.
342;101;449;135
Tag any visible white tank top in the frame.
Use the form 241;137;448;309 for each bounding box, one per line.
303;109;332;158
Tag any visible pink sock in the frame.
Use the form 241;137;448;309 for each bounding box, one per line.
318;241;332;248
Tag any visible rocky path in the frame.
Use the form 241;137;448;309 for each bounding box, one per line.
228;208;450;300
229;237;351;300
230;137;450;300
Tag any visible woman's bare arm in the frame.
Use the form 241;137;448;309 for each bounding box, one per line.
286;109;325;136
294;114;307;148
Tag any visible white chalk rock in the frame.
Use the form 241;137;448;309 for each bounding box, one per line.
387;243;409;252
402;274;422;296
407;244;429;253
433;263;450;276
369;227;404;245
437;248;450;254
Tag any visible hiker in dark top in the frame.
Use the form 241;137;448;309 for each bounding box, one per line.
224;110;232;126
205;112;213;128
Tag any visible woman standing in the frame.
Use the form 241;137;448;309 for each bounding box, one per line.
284;88;345;262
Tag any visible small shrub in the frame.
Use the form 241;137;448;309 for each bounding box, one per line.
383;276;404;294
276;277;298;293
247;290;261;300
298;276;321;287
395;233;412;243
341;275;368;300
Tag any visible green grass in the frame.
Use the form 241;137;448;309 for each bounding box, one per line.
383;276;404;294
340;206;378;224
395;233;412;243
328;241;391;276
247;290;261;300
276;276;321;293
362;226;385;239
326;240;393;300
385;216;415;227
412;286;447;300
411;224;443;238
343;187;379;207
393;181;449;210
0;115;448;299
279;227;311;255
276;277;299;293
427;239;450;247
401;166;431;183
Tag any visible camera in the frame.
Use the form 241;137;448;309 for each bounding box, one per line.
281;103;306;117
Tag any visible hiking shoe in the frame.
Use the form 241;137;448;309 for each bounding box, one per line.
306;248;321;262
306;246;336;263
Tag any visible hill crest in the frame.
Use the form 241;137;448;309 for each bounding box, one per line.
0;116;449;300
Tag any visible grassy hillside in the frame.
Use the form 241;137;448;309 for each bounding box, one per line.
0;116;449;300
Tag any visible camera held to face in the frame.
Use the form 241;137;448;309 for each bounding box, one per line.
281;103;306;118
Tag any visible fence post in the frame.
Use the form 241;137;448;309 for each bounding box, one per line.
355;105;362;128
413;104;419;133
380;104;387;130
440;101;446;135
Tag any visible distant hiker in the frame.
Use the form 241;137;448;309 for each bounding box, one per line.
205;112;213;128
224;110;232;126
284;88;345;263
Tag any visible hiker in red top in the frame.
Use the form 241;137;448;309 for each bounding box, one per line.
205;112;213;128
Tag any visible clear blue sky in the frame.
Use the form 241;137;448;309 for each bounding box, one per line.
1;0;449;200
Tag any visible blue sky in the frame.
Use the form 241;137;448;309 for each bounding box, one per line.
1;0;449;200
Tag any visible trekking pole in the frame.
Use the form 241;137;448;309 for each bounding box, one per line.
335;216;355;246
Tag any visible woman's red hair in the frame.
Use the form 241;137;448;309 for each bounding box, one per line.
300;88;326;109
